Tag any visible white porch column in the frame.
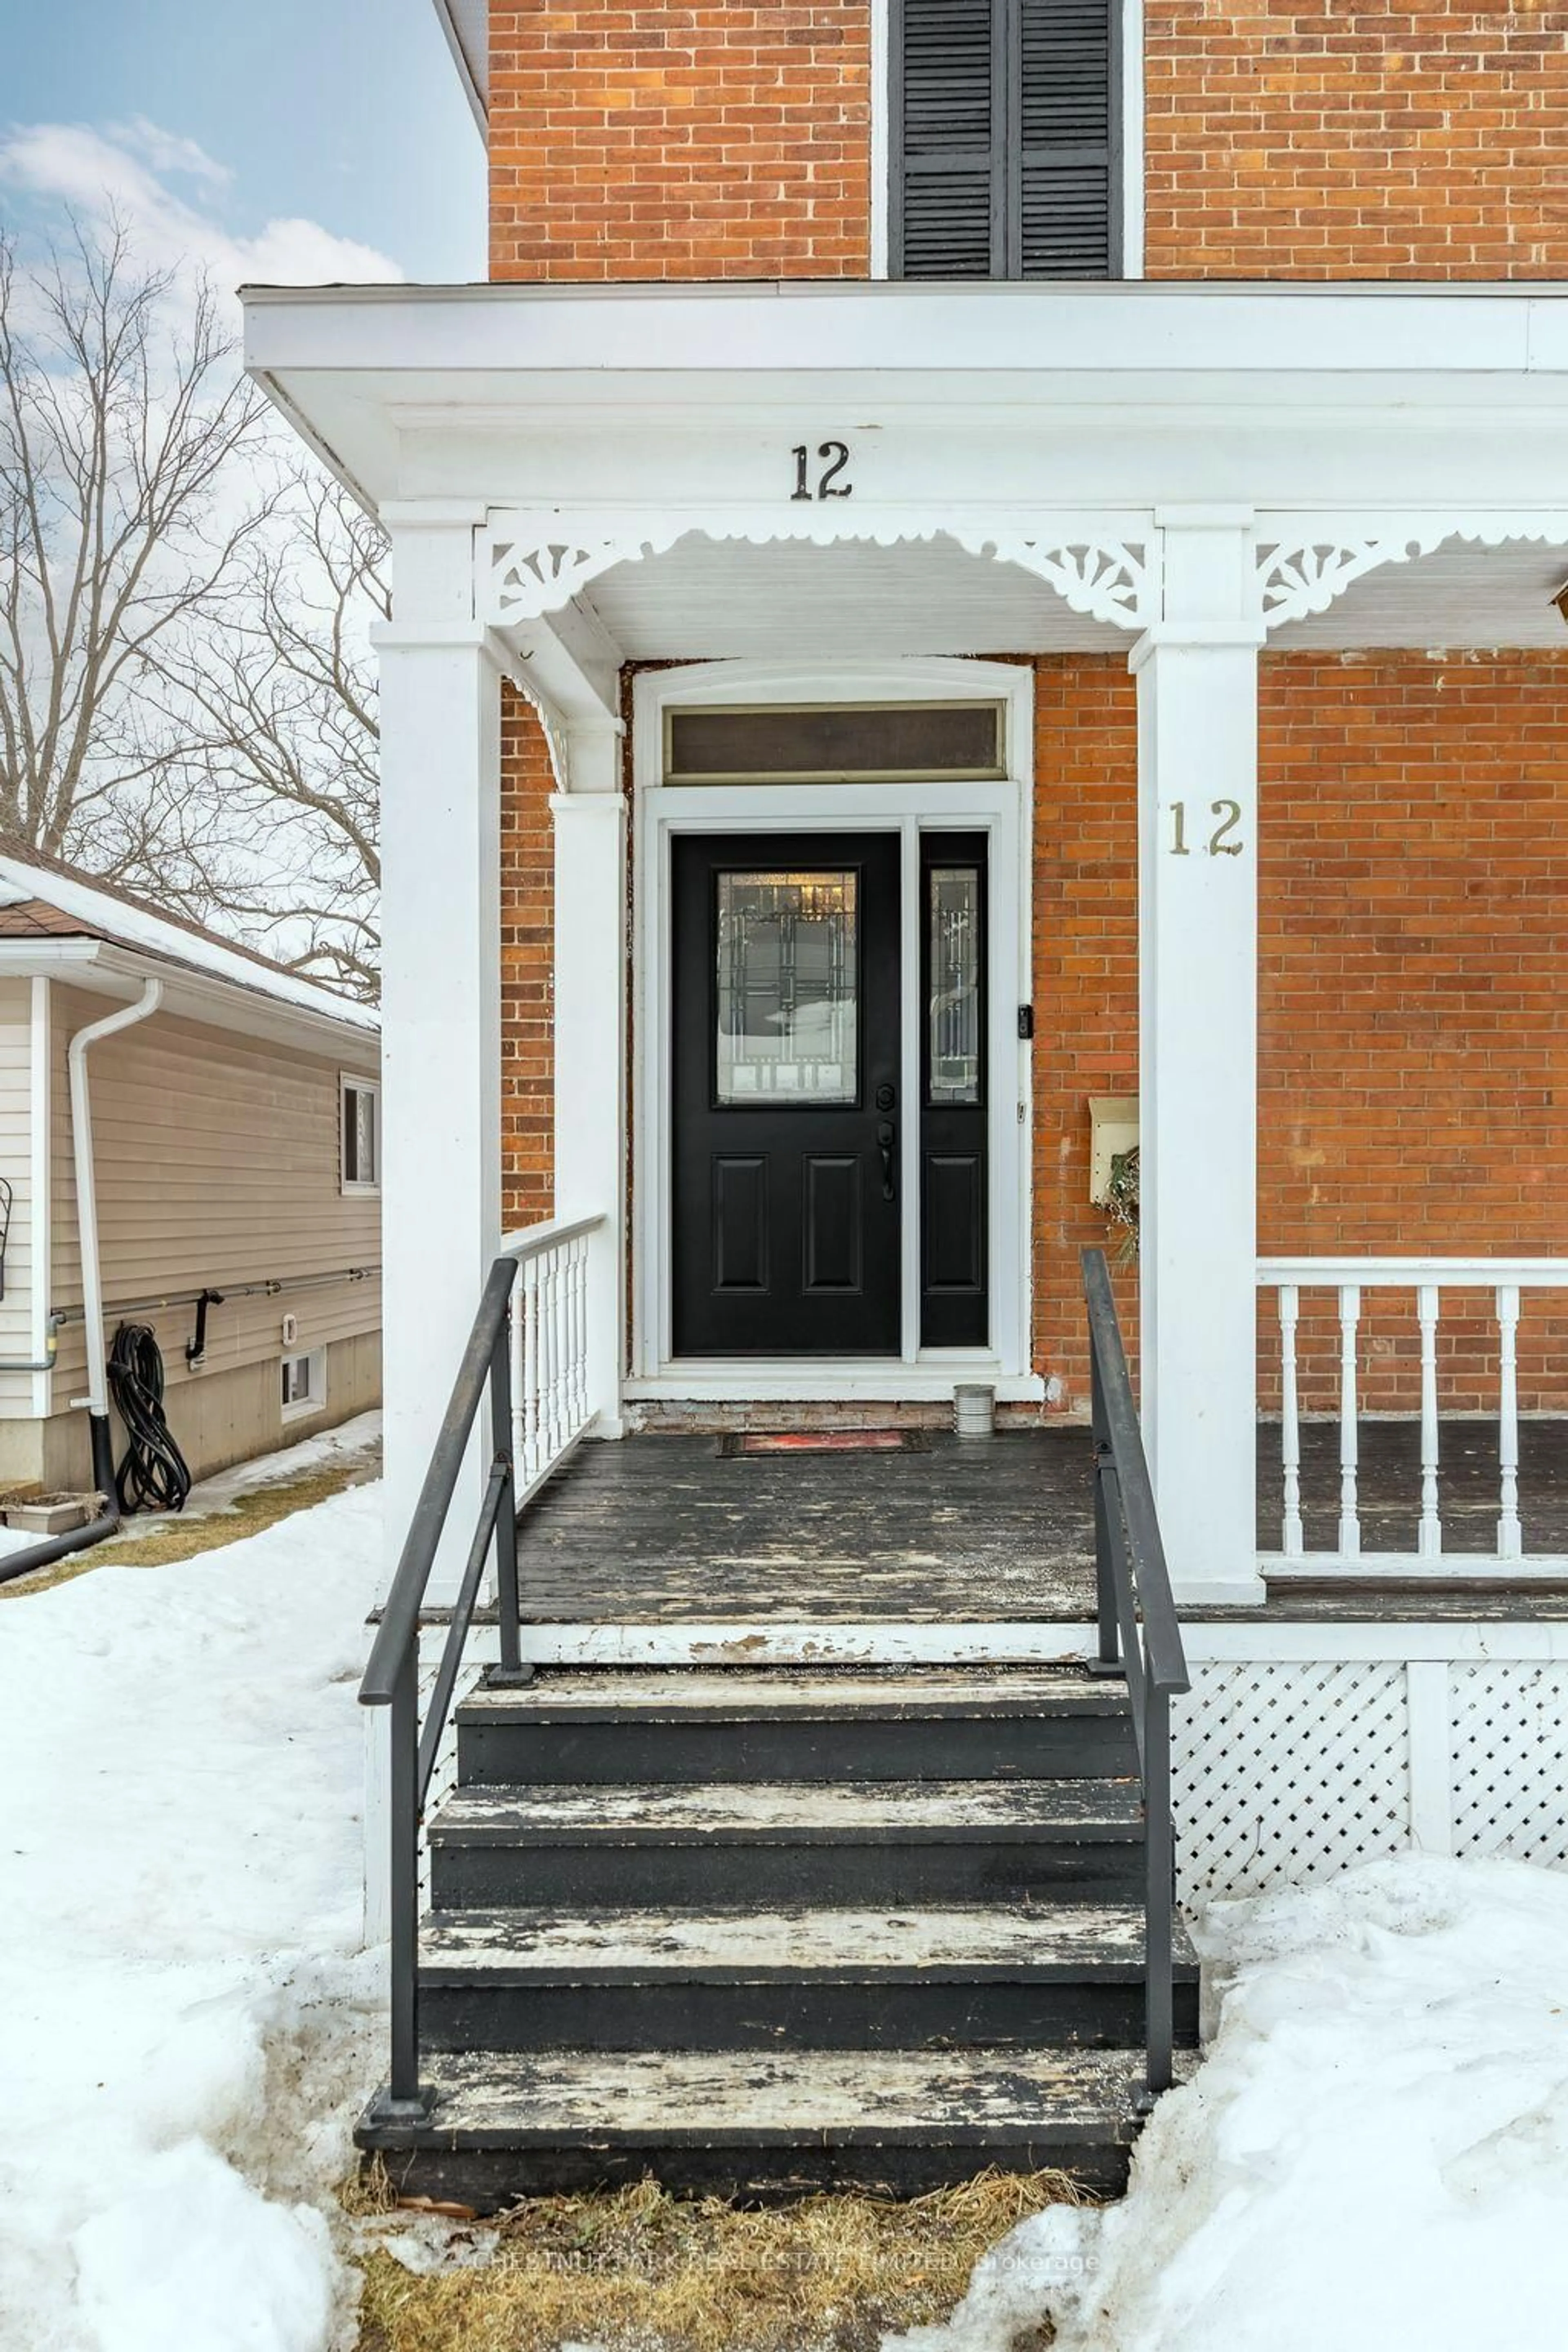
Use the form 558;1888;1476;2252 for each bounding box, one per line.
551;744;627;1435
1133;511;1266;1606
374;508;503;1603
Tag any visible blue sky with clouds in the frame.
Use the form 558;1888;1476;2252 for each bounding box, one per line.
3;0;485;283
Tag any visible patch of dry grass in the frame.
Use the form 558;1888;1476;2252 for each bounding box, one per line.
0;1455;376;1598
354;2169;1085;2352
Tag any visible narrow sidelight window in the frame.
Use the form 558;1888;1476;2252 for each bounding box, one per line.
890;0;1119;280
927;867;984;1106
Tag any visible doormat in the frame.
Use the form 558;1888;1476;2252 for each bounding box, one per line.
720;1430;933;1457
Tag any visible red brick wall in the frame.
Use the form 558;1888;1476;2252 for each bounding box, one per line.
1144;1;1568;280
486;2;1568;283
500;684;556;1231
1258;651;1568;1411
499;651;1568;1410
1030;656;1141;1402
1025;649;1568;1413
488;3;871;281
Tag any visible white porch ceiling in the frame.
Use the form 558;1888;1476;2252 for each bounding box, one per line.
1271;533;1568;650
578;532;1124;659
570;528;1568;664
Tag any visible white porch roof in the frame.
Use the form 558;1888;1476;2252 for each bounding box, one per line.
245;280;1568;666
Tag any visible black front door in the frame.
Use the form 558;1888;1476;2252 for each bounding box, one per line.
672;833;902;1356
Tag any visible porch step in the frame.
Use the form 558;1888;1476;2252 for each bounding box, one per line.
417;1901;1201;2054
456;1666;1136;1784
428;1777;1146;1909
357;2043;1165;2205
361;1657;1189;2201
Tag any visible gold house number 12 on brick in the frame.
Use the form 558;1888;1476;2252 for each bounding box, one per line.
791;441;853;501
1170;799;1245;857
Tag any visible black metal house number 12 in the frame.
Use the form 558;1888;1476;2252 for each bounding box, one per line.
791;441;853;501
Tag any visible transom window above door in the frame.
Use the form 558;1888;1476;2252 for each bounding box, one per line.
890;0;1120;280
663;701;1007;786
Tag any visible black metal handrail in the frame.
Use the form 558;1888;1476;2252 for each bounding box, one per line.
359;1254;523;2121
359;1209;606;2122
1081;1245;1191;2098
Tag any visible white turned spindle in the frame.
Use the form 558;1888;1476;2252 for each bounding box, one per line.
568;1239;582;1426
1417;1283;1441;1559
561;1245;575;1437
581;1242;592;1421
523;1257;541;1486
554;1247;569;1446
543;1252;560;1457
1278;1284;1303;1557
509;1278;526;1472
1338;1283;1361;1559
1497;1283;1522;1560
556;1249;570;1451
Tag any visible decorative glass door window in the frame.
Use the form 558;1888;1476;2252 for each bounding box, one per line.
927;867;982;1105
715;870;858;1104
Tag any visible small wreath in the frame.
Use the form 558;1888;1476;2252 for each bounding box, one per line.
1105;1144;1140;1265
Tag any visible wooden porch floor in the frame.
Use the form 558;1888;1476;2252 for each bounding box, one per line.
515;1423;1568;1625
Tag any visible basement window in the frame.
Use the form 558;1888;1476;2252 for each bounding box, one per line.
664;702;1007;786
341;1074;381;1193
280;1348;327;1423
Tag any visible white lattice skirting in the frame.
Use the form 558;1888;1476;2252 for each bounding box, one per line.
1175;1647;1568;1903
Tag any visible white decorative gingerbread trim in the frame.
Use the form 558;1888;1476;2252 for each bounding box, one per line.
1257;515;1568;631
960;535;1153;629
1256;534;1448;627
490;527;686;622
485;512;1156;631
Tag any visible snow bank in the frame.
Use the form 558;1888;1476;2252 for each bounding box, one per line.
891;1856;1568;2352
0;1482;385;2352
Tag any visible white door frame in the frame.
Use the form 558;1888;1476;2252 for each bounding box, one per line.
628;658;1040;1401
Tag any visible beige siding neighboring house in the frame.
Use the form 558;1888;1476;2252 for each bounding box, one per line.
0;854;380;1495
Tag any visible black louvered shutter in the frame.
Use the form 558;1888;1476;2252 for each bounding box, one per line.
1017;0;1115;277
891;0;1117;281
891;0;1004;278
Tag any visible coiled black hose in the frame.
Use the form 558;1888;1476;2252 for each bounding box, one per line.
107;1323;192;1514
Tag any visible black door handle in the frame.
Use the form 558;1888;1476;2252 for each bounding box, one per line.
876;1120;896;1202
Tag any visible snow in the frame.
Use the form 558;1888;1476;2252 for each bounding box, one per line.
891;1855;1568;2352
0;1480;385;2352
10;1487;1568;2352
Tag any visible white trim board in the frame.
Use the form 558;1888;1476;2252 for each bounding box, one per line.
626;1363;1047;1404
416;1616;1568;1670
1120;0;1145;278
452;1622;1105;1668
1265;1553;1568;1582
1183;1621;1568;1664
869;0;889;279
630;659;1036;1394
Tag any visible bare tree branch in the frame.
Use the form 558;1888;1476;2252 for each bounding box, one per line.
0;216;273;870
141;465;384;999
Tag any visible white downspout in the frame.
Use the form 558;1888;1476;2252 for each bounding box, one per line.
68;978;163;1497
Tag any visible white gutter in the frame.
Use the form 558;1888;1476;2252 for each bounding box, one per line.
68;979;163;1490
0;938;376;1058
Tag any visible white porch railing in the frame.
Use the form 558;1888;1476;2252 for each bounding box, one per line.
503;1212;609;1497
1256;1258;1568;1575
